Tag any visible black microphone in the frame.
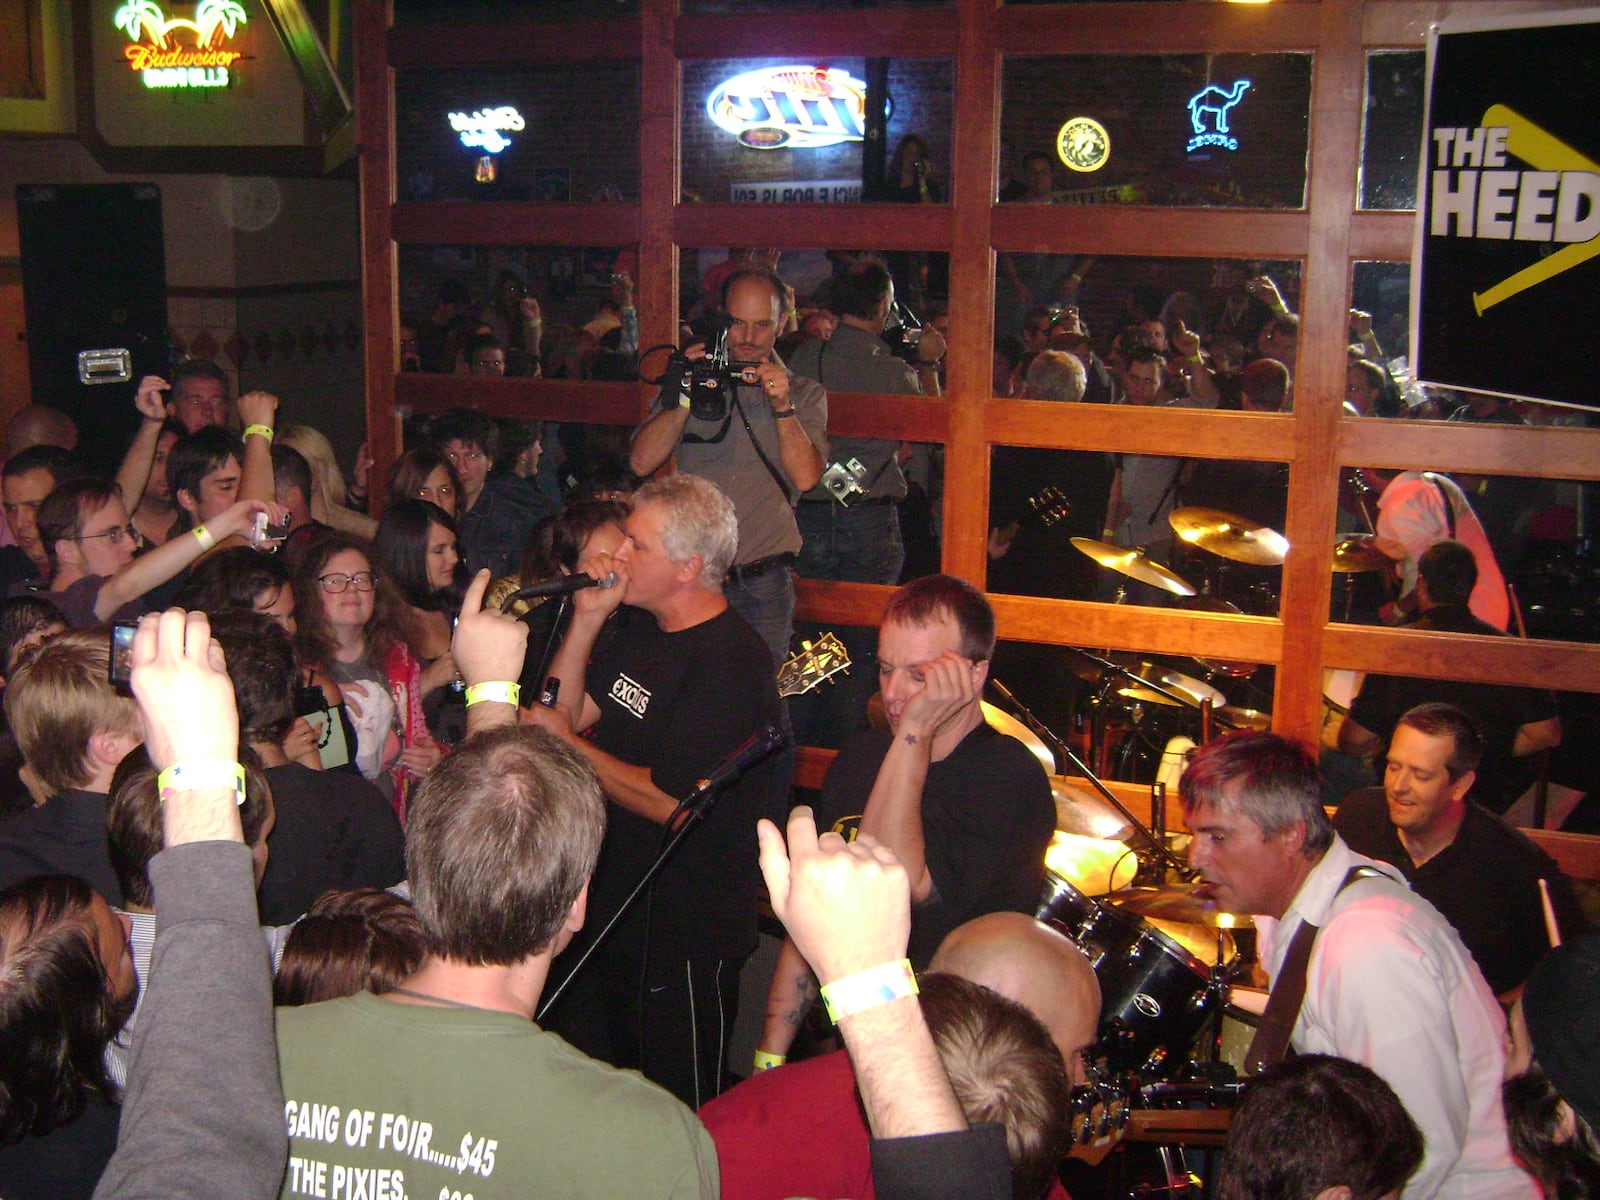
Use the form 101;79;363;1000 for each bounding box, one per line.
681;721;787;813
502;572;618;608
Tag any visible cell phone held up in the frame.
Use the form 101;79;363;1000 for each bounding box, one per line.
109;622;136;693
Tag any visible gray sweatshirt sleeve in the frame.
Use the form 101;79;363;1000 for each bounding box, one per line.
93;840;288;1200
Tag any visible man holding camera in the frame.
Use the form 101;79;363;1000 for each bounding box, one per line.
630;267;826;665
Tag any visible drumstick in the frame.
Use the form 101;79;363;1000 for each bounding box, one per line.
1470;105;1600;315
1538;878;1562;948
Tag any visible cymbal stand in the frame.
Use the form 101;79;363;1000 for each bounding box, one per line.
988;679;1191;882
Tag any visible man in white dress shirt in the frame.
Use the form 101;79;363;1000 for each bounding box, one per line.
1179;730;1533;1200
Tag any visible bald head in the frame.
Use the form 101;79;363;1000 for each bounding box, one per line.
931;912;1100;1083
7;406;78;457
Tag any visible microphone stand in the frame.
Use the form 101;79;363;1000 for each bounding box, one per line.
535;726;785;1023
987;678;1190;882
511;593;572;703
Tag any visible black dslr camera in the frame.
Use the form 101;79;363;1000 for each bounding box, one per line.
882;301;925;366
658;331;762;422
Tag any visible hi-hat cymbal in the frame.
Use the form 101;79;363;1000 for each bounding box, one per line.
1331;533;1394;573
1170;507;1289;567
1110;884;1254;930
981;702;1056;773
1070;538;1197;597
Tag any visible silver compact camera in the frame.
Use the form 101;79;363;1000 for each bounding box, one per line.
820;457;870;506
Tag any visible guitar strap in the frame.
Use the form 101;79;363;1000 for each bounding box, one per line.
1242;865;1388;1076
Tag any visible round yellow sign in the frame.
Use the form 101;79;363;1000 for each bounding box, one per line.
1057;117;1111;173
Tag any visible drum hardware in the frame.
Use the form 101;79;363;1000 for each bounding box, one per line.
991;677;1190;884
1330;533;1393;621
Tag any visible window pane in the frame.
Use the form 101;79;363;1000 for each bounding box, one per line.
989;640;1271;789
1333;460;1598;642
1001;54;1312;209
1360;51;1425;211
681;58;954;205
396;64;640;203
397;244;638;377
1316;663;1579;829
993;253;1301;398
988;445;1289;619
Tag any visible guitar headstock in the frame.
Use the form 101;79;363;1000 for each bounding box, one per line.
1029;486;1072;529
777;632;852;698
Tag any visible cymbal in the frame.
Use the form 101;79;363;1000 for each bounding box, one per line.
1218;706;1271;731
1070;538;1197;597
1110;884;1254;930
1045;831;1137;894
1051;776;1134;841
1331;533;1393;573
1116;664;1226;709
982;702;1056;774
1064;646;1143;687
1169;507;1289;567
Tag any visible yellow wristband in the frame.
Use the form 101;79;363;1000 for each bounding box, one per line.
1188;353;1204;365
752;1050;786;1072
464;681;520;707
158;760;246;806
191;524;216;551
243;424;274;442
820;959;918;1024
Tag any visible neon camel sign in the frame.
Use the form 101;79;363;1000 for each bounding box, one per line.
1187;80;1252;152
706;65;867;150
113;0;246;89
447;107;526;155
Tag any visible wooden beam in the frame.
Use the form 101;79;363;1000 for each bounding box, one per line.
393;203;642;247
355;0;399;507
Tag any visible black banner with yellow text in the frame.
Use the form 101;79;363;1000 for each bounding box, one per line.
1414;10;1600;408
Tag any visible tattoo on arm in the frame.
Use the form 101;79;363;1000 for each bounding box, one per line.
903;733;919;745
782;972;818;1028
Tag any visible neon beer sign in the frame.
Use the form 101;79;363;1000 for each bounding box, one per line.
114;0;246;89
447;107;526;154
706;66;867;150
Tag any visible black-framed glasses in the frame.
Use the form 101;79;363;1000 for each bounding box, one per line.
317;570;378;593
76;524;141;548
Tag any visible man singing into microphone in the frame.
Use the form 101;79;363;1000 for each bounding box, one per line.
526;473;783;1109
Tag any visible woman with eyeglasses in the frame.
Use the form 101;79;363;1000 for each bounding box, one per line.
291;528;443;825
28;478;284;628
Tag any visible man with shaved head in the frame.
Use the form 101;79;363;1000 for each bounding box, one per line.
929;911;1100;1084
702;912;1096;1199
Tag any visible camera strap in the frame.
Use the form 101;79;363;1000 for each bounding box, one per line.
733;394;797;507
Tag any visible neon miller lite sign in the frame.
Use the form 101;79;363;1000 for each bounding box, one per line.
113;0;247;89
707;66;868;150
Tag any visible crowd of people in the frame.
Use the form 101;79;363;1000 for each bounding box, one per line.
0;242;1592;1200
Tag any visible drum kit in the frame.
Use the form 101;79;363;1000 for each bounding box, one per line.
1066;506;1395;781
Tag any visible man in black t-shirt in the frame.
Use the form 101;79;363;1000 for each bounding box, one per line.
1333;702;1587;996
528;473;782;1109
755;575;1055;1069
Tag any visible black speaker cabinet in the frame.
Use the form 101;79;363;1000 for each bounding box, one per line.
17;183;168;475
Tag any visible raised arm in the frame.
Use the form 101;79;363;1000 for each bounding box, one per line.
235;391;279;507
452;569;532;736
94;498;285;622
114;376;171;512
758;806;966;1139
94;608;286;1199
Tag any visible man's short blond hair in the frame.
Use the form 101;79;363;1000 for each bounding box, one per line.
5;628;140;795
